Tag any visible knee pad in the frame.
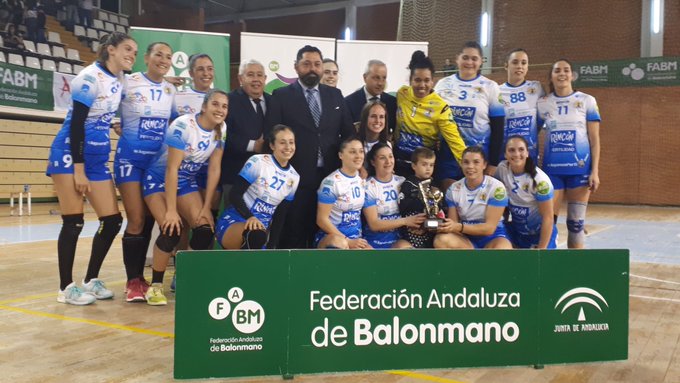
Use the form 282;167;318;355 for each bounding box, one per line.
190;224;214;250
97;213;123;240
240;229;268;250
61;214;84;239
156;232;181;253
566;202;587;246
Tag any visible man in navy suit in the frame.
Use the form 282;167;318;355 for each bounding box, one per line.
344;59;397;134
266;45;354;249
221;59;271;207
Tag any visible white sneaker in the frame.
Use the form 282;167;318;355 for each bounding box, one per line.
82;278;114;300
57;282;96;305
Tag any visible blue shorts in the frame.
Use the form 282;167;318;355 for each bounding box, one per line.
196;169;223;192
142;172;199;198
314;227;361;248
215;207;248;245
507;224;558;249
46;148;112;181
467;223;510;249
113;145;156;185
548;173;589;190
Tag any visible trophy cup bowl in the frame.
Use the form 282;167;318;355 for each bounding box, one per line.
418;180;444;232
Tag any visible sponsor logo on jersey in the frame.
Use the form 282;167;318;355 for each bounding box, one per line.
536;180;550;195
138;117;167;141
509;205;529;218
342;210;361;223
550;130;576;152
507;116;532;135
84;74;96;83
493;187;506;200
382;213;401;220
179;161;203;172
252;199;276;216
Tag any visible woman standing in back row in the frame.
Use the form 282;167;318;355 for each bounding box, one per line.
537;59;601;249
47;32;137;305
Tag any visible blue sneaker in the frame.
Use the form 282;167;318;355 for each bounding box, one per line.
170;274;176;292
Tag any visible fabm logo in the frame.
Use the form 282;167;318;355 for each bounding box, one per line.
553;287;610;334
208;287;265;334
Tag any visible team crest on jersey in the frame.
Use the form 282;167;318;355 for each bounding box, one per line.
522;183;529;192
527;87;536;94
475;86;483;93
479;192;487;202
493;187;506;200
536;181;550;195
164;87;172;94
574;101;583;109
97;72;105;80
424;108;433;118
131;74;141;81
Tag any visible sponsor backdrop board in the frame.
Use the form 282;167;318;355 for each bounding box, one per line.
335;40;428;97
0;62;54;110
174;249;629;379
573;56;680;87
52;72;76;111
129;27;230;93
240;32;336;94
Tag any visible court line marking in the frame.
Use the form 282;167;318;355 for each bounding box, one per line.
630;294;680;303
630;274;680;285
0;279;128;305
388;370;466;383
0;304;175;338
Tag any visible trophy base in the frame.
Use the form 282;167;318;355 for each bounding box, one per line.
423;218;443;232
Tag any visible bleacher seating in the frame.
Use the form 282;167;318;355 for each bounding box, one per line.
66;48;80;62
8;53;23;66
25;56;41;69
57;61;72;74
47;31;65;47
52;45;66;59
73;64;84;74
0;52;6;63
42;59;56;71
37;43;51;57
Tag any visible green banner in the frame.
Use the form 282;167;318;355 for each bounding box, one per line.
0;62;54;110
174;249;629;379
130;27;230;92
574;56;680;87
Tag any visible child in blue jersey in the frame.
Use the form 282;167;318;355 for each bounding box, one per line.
316;137;372;249
436;146;513;249
142;89;227;305
216;125;300;250
46;32;137;305
362;143;425;248
500;49;545;162
114;41;176;302
538;59;601;249
495;136;557;249
434;41;505;190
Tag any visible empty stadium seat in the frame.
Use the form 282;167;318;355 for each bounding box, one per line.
42;59;56;71
66;48;80;62
74;25;86;38
98;11;109;21
115;25;126;34
93;19;104;30
8;53;24;66
58;62;72;74
48;31;62;45
104;22;115;32
119;17;129;27
0;52;6;63
109;14;119;24
87;28;99;41
25;56;40;69
73;64;84;74
23;40;36;53
37;43;51;57
91;41;100;53
52;46;66;59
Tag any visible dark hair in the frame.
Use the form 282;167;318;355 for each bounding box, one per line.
97;32;134;65
461;41;483;57
146;41;171;55
462;145;487;163
505;48;527;63
505;135;537;188
268;124;295;144
411;146;435;164
357;101;389;144
366;142;393;177
339;136;362;153
408;50;434;79
189;53;213;72
296;45;323;62
322;58;338;68
548;58;574;94
201;89;228;140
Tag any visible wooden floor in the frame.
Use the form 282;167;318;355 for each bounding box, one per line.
0;203;679;383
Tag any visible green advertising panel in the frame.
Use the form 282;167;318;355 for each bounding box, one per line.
174;249;628;379
0;62;54;110
574;56;680;87
130;27;230;93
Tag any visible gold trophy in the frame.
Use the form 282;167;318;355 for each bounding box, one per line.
418;179;444;231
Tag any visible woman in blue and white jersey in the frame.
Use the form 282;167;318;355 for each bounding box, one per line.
537;59;601;249
495;136;557;249
114;41;176;302
316;137;372;249
434;41;506;189
171;53;224;219
362;143;425;248
46;32;137;305
216;125;299;250
142;89;227;305
437;146;513;249
500;49;545;162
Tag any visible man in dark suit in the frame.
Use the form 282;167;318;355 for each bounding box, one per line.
221;59;271;207
344;59;397;134
266;45;354;249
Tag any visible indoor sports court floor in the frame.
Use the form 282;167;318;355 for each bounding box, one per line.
1;202;679;383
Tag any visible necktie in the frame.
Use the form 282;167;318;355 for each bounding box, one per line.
369;95;379;102
253;97;264;124
306;88;321;127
